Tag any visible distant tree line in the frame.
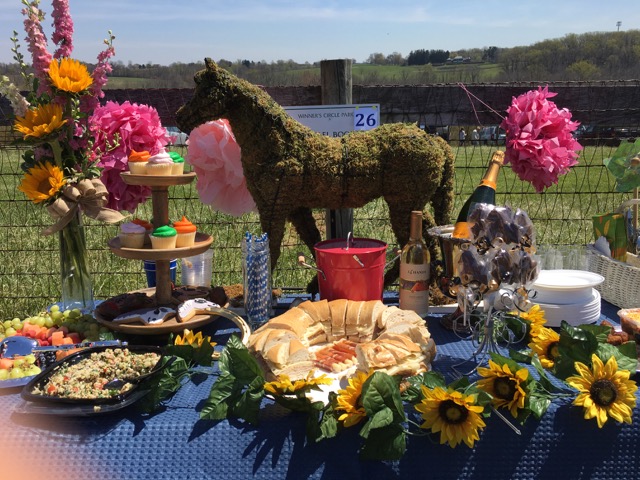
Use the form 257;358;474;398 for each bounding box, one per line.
1;30;639;88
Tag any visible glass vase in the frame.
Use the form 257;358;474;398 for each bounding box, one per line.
59;212;94;311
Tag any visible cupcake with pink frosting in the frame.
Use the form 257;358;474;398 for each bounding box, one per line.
146;149;174;175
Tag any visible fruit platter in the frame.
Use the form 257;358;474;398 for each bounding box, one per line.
0;305;116;388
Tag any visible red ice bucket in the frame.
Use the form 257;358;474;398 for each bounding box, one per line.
313;237;387;301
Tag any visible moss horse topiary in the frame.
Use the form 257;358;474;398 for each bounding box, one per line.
177;58;455;290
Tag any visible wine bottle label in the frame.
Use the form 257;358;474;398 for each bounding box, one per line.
399;262;429;315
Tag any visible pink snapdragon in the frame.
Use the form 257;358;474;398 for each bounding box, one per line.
500;86;582;193
90;101;171;212
186;120;256;216
22;2;52;95
82;33;116;114
51;0;73;59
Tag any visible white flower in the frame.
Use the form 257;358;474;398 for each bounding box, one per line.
0;75;30;117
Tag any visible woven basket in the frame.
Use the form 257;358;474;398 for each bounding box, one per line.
586;244;640;308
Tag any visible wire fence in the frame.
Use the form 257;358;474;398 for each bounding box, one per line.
1;82;638;317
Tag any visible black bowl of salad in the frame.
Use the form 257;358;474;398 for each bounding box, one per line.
21;345;165;405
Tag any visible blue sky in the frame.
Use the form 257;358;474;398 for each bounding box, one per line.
0;0;638;66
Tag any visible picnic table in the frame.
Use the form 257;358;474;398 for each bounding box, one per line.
0;297;638;480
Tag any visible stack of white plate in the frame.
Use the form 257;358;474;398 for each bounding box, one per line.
531;270;605;327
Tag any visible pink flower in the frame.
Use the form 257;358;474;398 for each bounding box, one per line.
186;120;256;216
22;2;53;95
82;32;116;114
90;101;171;212
51;0;73;59
500;86;582;193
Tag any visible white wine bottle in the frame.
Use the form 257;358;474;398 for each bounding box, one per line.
399;210;430;316
452;150;505;239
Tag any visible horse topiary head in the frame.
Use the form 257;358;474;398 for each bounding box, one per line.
177;58;234;133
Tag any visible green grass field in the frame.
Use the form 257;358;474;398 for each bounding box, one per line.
0;142;630;318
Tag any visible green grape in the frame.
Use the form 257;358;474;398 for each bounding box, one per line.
25;366;41;376
63;309;71;318
34;316;46;328
24;354;36;365
44;317;54;328
49;304;60;313
9;368;22;379
50;311;64;322
5;327;16;337
0;370;8;381
3;320;11;330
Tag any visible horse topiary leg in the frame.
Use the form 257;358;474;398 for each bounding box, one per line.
288;207;322;294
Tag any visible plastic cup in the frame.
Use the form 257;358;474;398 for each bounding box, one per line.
143;259;177;287
180;250;213;286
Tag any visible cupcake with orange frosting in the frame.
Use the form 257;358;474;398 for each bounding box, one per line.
150;225;177;249
146;149;173;176
128;150;150;175
173;216;197;247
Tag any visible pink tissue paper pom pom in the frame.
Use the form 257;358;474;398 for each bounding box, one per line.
90;101;171;212
500;86;582;193
186;120;256;216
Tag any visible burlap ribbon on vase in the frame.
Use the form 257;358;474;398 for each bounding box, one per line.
42;178;124;235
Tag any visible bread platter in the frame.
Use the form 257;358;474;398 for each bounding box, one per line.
247;298;437;393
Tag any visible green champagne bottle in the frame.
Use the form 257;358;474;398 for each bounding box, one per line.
452;151;504;239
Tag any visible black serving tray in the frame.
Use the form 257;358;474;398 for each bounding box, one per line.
21;345;165;406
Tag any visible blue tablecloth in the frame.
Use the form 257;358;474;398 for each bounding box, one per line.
1;299;639;480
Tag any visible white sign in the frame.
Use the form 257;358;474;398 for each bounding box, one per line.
284;104;380;137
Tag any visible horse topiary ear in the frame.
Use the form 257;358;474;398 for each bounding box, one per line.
205;58;217;70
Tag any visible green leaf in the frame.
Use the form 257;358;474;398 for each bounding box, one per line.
527;392;552;420
220;335;264;383
136;356;189;413
363;407;394;435
401;371;446;403
200;373;236;420
230;376;265;425
530;354;557;393
359;424;406;461
509;348;532;364
595;342;638;373
361;372;406;423
579;324;614;344
319;399;339;440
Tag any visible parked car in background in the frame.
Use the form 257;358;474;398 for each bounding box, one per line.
166;126;189;146
479;126;506;145
573;124;638;146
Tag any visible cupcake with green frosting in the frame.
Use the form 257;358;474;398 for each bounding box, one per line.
169;151;185;175
150;225;178;249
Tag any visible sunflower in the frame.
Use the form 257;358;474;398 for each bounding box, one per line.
14;103;67;139
415;386;486;448
48;57;93;93
566;354;637;428
528;326;561;369
515;304;547;338
477;359;529;418
18;162;66;204
264;370;332;396
174;329;214;348
336;369;372;427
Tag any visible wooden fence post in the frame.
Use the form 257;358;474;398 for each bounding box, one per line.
321;59;354;240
